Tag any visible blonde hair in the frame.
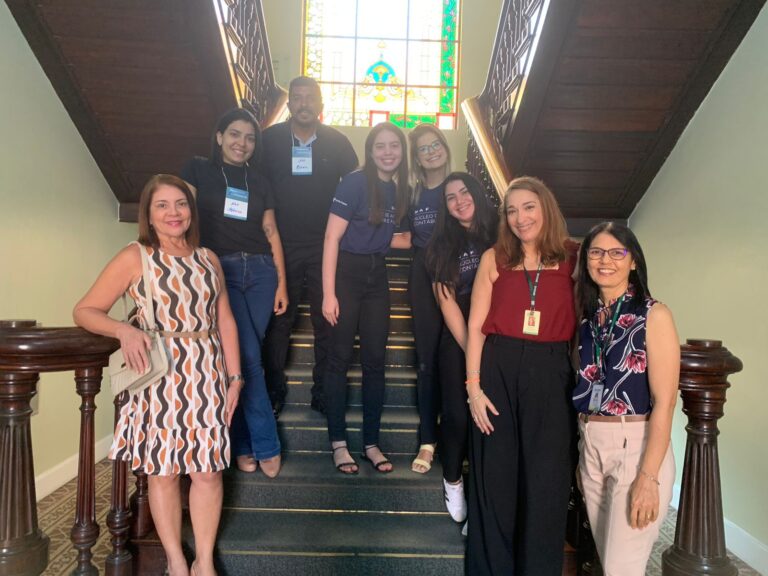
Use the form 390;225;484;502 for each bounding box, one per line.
407;124;451;204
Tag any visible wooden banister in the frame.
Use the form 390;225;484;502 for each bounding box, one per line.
0;321;119;576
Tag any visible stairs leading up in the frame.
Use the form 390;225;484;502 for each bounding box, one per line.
195;252;466;575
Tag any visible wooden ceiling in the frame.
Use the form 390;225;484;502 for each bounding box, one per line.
5;0;238;220
503;0;765;227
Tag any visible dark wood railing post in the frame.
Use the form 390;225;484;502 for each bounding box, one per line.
0;363;49;576
105;393;132;576
662;339;742;576
69;367;103;575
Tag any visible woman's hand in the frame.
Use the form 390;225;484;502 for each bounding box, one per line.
115;323;152;374
468;390;499;435
629;471;660;529
323;294;339;326
224;380;242;428
274;283;288;315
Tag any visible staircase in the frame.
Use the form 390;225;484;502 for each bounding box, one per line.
207;251;466;575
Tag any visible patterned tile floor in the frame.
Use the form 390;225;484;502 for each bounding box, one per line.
38;460;760;575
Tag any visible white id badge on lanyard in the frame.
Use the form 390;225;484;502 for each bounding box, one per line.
223;186;249;220
588;383;605;413
522;309;541;335
292;146;312;175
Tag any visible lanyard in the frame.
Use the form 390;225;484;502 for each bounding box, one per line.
593;298;623;376
221;165;249;193
522;262;543;310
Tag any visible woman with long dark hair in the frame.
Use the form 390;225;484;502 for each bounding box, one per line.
425;172;497;523
465;176;578;574
573;222;678;575
181;108;286;477
322;122;410;474
406;124;452;474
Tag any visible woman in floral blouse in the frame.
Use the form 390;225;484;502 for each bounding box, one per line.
573;222;679;576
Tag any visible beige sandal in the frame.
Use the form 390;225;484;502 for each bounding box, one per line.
411;444;435;474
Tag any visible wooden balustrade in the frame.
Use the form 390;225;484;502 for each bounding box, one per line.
0;321;119;576
662;340;743;576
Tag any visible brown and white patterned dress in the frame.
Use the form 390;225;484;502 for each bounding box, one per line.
109;245;230;475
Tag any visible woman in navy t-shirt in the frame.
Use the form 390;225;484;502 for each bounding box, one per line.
425;172;497;524
406;124;452;474
321;122;410;474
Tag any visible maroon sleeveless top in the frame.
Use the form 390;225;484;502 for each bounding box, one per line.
481;244;577;342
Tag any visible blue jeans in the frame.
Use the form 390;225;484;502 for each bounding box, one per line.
221;252;281;460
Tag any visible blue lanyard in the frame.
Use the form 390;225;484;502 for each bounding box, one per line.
593;298;623;378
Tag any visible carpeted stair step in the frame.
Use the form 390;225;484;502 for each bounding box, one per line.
288;333;415;367
223;453;448;512
276;403;421;454
201;508;465;576
285;366;417;407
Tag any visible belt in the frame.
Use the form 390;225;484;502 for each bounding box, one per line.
578;413;650;423
157;329;215;340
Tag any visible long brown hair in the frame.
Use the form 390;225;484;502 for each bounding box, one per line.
137;174;200;248
495;176;568;269
363;122;410;225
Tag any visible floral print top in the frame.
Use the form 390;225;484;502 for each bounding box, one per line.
573;292;657;415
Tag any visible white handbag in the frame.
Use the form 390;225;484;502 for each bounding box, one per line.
109;243;169;398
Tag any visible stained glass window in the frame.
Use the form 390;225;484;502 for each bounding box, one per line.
303;0;461;129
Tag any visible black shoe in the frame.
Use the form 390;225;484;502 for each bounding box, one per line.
311;397;326;415
272;398;284;419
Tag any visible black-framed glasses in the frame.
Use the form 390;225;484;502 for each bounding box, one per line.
587;247;629;260
417;140;443;155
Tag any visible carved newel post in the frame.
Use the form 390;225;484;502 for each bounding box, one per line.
662;339;742;576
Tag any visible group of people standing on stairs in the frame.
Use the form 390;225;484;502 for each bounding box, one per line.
74;74;681;576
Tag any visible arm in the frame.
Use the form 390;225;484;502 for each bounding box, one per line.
262;209;288;315
629;303;680;529
321;213;349;326
435;283;467;352
73;245;152;373
390;231;412;250
465;249;499;435
207;251;242;427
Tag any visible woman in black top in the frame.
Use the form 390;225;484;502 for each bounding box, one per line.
182;108;286;477
425;172;497;524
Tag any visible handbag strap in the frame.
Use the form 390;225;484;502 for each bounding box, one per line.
137;243;158;331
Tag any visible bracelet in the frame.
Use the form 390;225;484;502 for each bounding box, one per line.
228;374;244;384
466;390;485;404
639;469;660;486
466;369;480;376
464;378;480;385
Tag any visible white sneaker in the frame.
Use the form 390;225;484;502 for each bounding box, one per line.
443;478;467;523
461;521;468;537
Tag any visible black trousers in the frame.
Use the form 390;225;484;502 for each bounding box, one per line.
437;294;470;483
408;247;442;445
324;252;390;446
264;243;330;405
466;335;576;576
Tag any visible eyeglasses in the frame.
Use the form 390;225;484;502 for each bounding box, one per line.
417;141;443;155
587;247;629;260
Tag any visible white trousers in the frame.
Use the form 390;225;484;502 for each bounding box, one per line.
578;418;675;576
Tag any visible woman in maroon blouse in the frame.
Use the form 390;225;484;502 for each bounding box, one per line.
465;176;577;575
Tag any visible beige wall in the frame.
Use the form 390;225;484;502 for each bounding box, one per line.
630;4;768;552
0;4;136;478
262;0;503;165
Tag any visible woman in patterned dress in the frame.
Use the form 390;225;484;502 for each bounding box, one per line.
74;174;241;576
573;222;679;575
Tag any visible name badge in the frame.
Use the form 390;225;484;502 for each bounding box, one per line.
588;383;605;413
292;146;312;175
223;186;248;220
522;309;541;335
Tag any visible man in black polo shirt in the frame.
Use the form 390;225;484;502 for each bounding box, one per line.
261;76;359;415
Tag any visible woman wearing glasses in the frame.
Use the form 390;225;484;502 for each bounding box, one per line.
573;222;678;576
405;124;452;474
465;176;577;574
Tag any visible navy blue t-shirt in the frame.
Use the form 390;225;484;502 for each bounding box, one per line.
408;182;444;248
330;171;397;255
457;242;482;295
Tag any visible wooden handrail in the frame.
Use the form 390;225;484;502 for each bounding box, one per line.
462;96;512;202
0;321;119;576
